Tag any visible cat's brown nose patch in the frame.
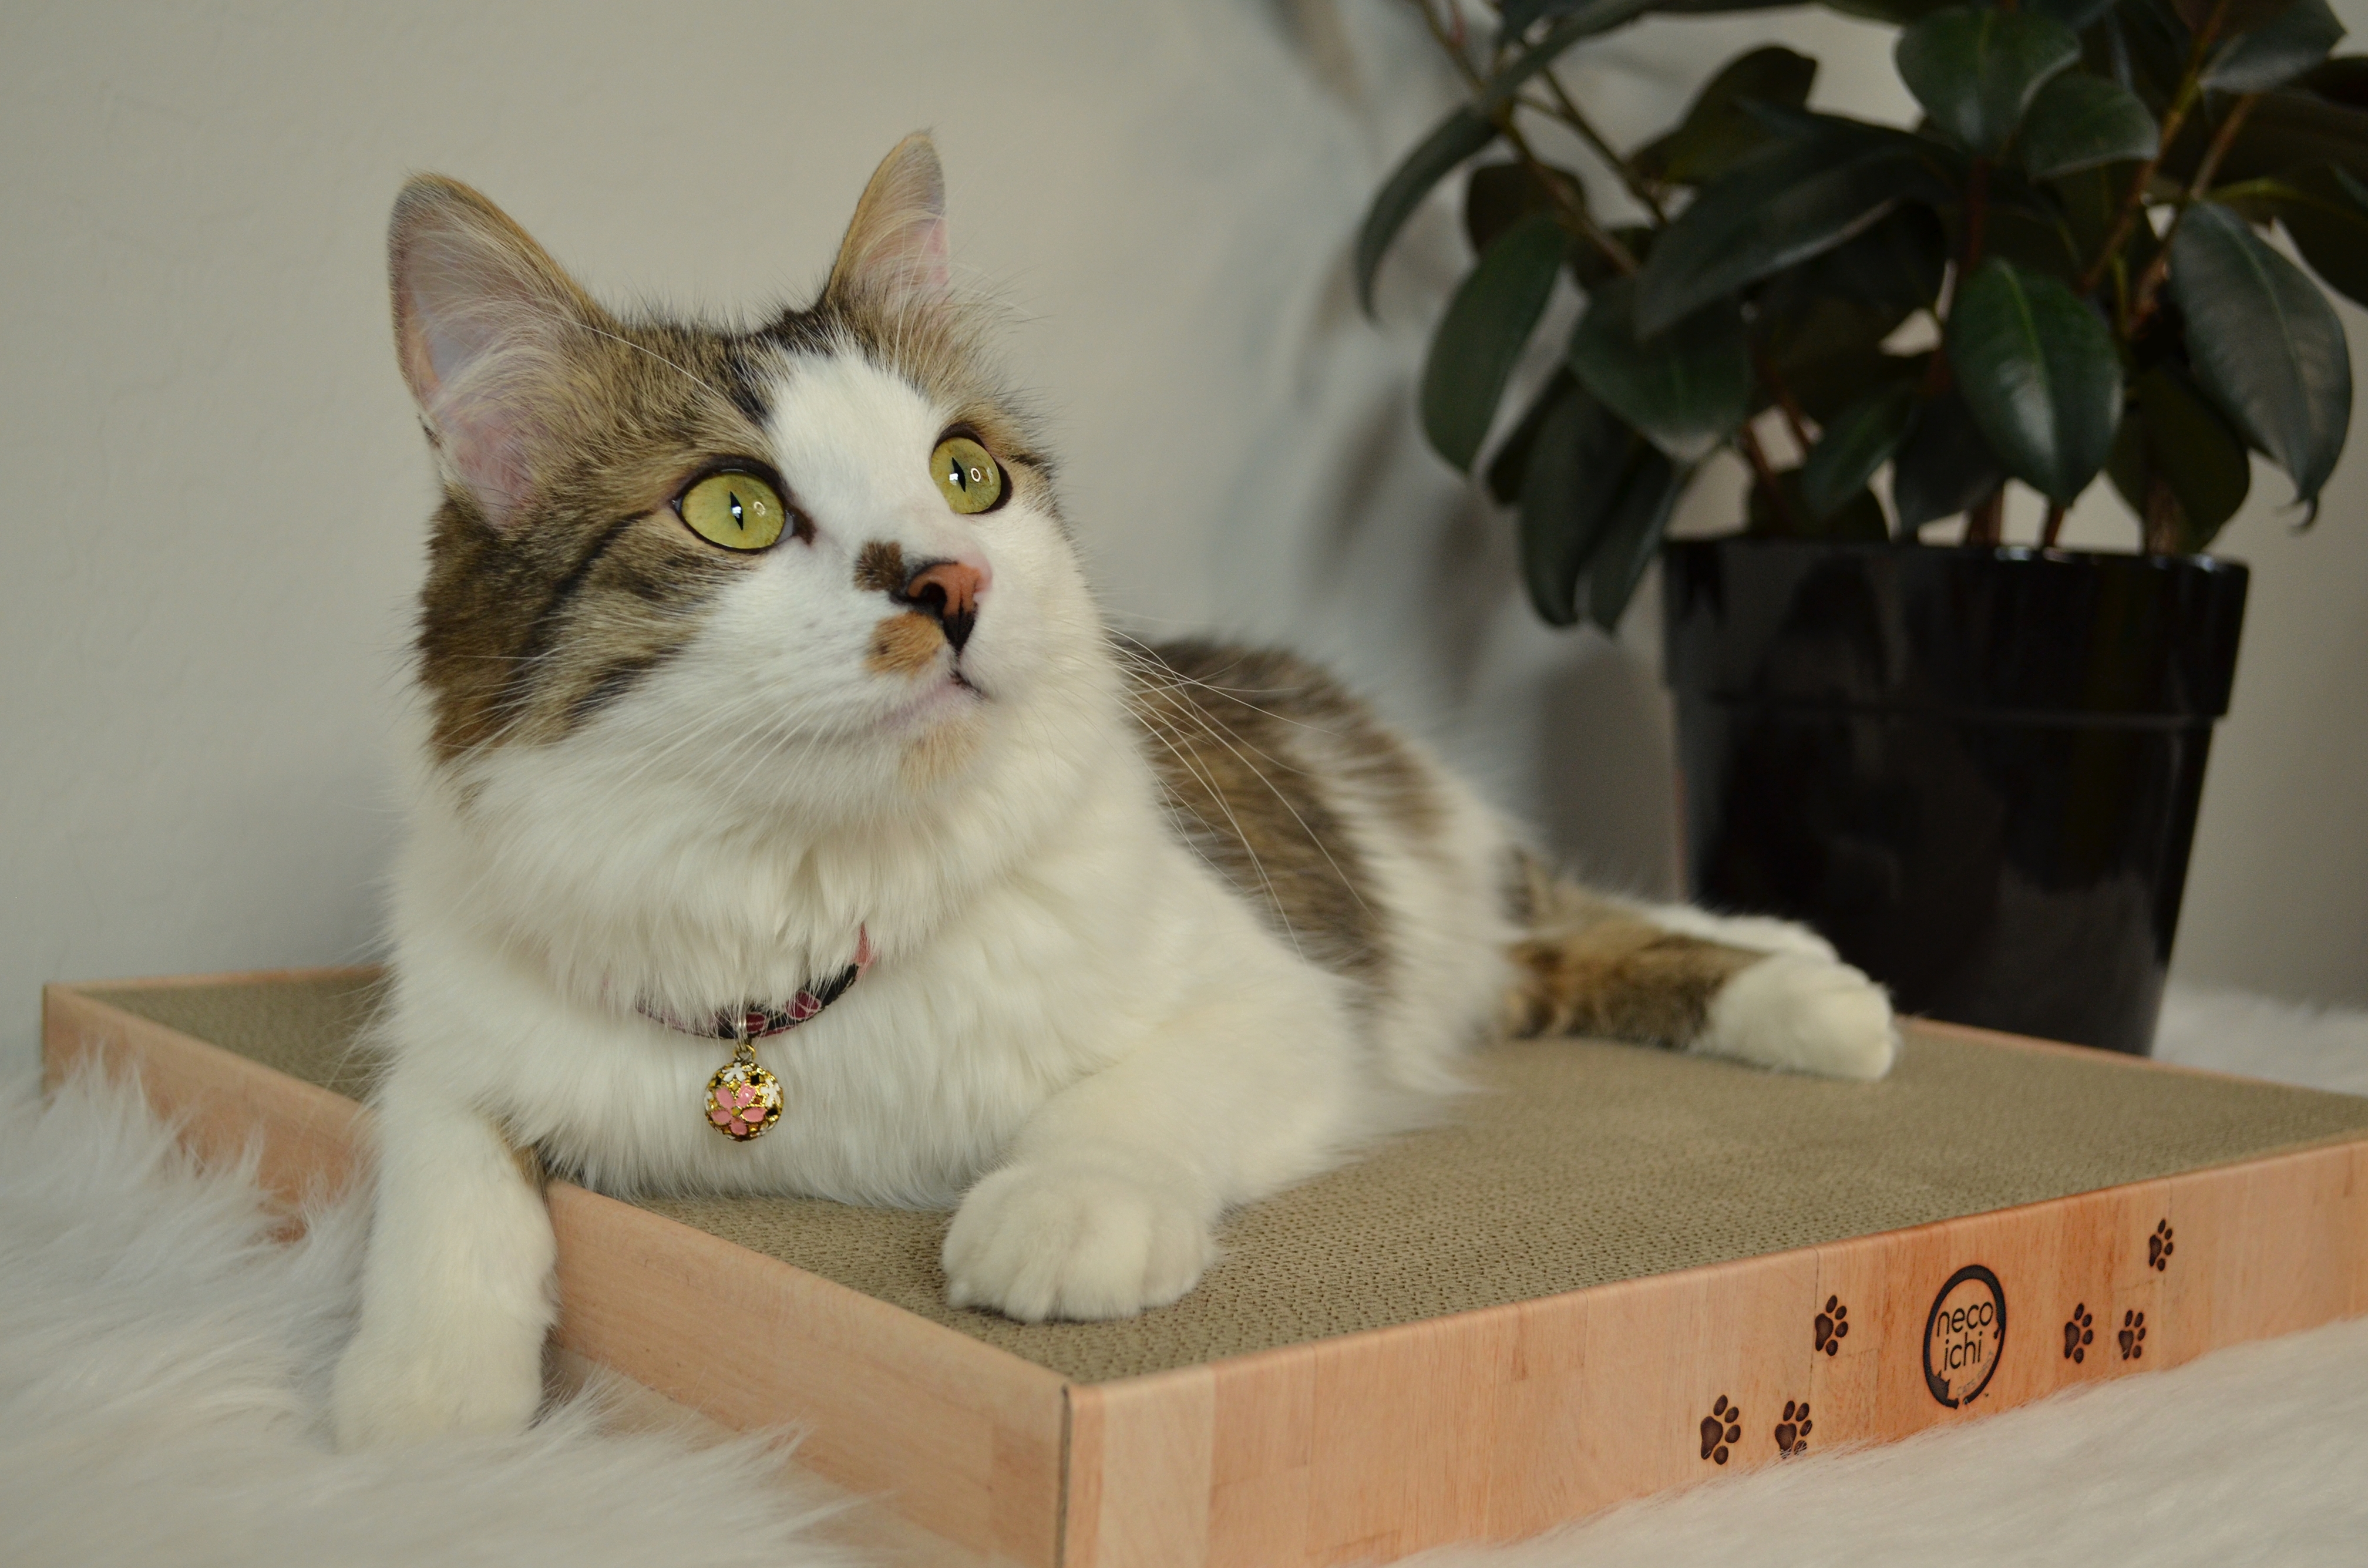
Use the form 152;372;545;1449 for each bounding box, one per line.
854;540;906;594
869;612;945;677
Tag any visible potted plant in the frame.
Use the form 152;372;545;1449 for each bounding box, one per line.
1361;0;2359;1053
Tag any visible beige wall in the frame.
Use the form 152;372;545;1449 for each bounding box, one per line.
2;2;2361;1079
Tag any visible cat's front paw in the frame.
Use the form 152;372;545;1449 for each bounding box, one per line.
1699;951;1898;1080
331;1318;544;1449
943;1161;1215;1323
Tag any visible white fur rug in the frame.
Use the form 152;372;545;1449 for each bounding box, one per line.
0;1069;855;1568
6;984;2364;1568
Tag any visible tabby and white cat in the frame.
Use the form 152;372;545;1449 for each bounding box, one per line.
331;135;1895;1448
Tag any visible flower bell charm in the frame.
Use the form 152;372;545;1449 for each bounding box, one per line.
704;1022;783;1141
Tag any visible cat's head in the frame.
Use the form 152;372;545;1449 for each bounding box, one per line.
391;136;1105;836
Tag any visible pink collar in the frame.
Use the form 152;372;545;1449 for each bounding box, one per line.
637;927;874;1042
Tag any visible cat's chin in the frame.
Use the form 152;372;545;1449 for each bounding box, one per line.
881;669;987;732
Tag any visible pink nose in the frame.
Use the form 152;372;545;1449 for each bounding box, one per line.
897;558;986;652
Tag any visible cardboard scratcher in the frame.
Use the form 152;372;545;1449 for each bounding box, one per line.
42;970;2368;1567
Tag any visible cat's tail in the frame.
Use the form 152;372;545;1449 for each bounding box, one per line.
1502;853;1898;1081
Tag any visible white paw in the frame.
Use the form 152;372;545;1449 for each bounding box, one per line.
1698;952;1898;1080
1643;904;1840;963
943;1160;1216;1323
331;1317;544;1449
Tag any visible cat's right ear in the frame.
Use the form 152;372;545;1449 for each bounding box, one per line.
389;176;603;530
825;133;950;314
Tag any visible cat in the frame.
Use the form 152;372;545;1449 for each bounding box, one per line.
331;134;1896;1449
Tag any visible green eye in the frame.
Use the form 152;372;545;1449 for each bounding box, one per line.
931;436;1004;515
677;471;788;551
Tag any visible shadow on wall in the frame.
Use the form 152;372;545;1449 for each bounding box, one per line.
1529;630;1683;899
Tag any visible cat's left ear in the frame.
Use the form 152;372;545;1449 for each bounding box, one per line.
388;175;607;530
825;133;950;311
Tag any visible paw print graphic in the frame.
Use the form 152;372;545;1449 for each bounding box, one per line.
2118;1309;2147;1360
1773;1399;1812;1456
2148;1220;2175;1271
1699;1395;1743;1464
2063;1303;2094;1364
1814;1296;1850;1356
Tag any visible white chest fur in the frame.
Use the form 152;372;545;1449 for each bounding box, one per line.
380;730;1324;1209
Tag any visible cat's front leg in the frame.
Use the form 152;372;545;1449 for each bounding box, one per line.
941;977;1355;1323
332;1072;556;1448
942;1149;1217;1322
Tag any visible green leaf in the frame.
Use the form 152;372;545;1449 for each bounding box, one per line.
1356;107;1496;316
2170;0;2305;36
1780;343;1929;428
1498;0;1567;36
2205;0;2346;92
1892;390;2008;529
1420;211;1570;473
1753;213;1943;424
2120;0;2200;113
1896;6;2083;157
1749;467;1891;540
2211;85;2368;186
2299;55;2368;107
1590;448;1688;629
2168;199;2353;511
1633;46;1818;187
2108;365;2255;551
2029;0;2120;30
1945;258;2123;504
1568;277;1754;465
2053;162;2155;277
1633;130;1927;335
1464;161;1580;257
1568;223;1657;292
1802;382;1922;520
2268;164;2368;305
1973;198;2088;282
1820;0;1959;23
1486;368;1578;506
1517;384;1639;625
2021;73;2161;179
1768;203;1950;315
1755;282;1927;425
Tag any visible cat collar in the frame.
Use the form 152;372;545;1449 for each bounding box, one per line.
636;928;873;1142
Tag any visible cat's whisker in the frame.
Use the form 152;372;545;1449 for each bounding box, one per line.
1127;705;1306;961
1119;650;1378;923
1108;632;1351;740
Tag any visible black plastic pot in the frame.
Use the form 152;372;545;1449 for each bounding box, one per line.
1661;539;2249;1056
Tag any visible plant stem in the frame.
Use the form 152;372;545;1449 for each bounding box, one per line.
2142;473;2182;555
2041;501;2068;547
1965;486;2006;546
1418;1;1640;275
1751;345;1817;454
1509;125;1643;274
1919;342;1954;399
1540;65;1669;224
1963;157;1992;272
1736;422;1805;533
2076;0;2238;298
2126;93;2261;330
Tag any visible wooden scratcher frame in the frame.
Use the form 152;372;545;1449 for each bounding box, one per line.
42;971;2368;1568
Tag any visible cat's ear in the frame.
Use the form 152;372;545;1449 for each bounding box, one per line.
825;133;950;311
389;176;604;529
